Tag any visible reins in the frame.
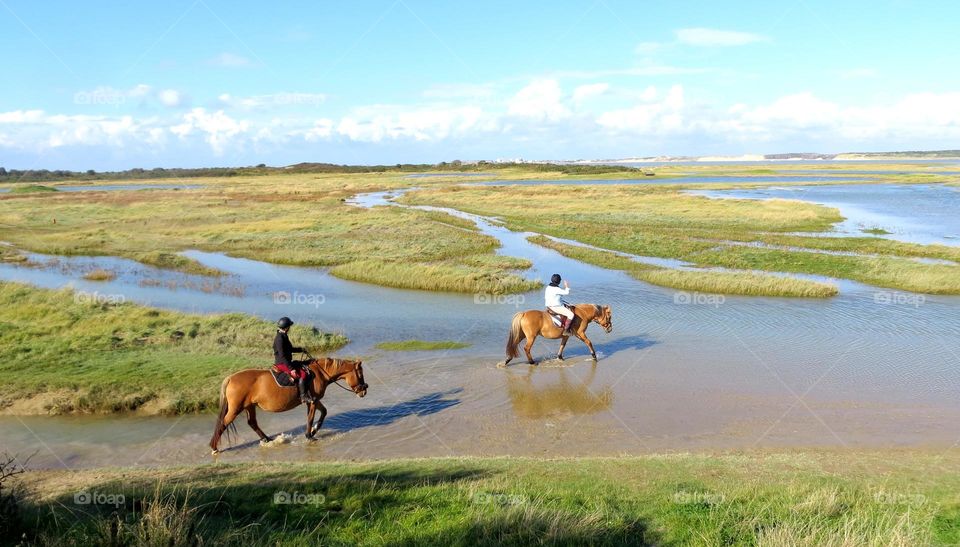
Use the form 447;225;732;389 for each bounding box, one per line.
301;353;359;393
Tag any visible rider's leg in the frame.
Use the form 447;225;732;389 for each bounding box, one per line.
552;306;575;332
296;368;313;403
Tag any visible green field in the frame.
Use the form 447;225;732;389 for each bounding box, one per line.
0;282;347;415
2;164;958;296
400;182;960;295
9;452;960;546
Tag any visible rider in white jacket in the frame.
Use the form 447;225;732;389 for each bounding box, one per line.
545;273;574;333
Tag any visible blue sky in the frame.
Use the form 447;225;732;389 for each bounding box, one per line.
1;0;958;169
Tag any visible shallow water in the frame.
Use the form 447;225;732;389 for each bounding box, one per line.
3;185;960;469
693;184;960;246
0;183;201;194
467;175;870;186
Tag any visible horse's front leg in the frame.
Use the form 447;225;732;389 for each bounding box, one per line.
557;335;570;360
305;402;316;440
574;330;598;360
315;402;328;433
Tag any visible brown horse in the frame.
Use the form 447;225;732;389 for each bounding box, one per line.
504;304;612;366
209;357;367;454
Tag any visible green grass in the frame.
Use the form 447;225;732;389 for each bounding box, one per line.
0;282;348;415
528;236;838;298
9;184;58;193
375;339;472;351
14;452;960;545
862;227;893;235
0;173;537;293
402;183;960;295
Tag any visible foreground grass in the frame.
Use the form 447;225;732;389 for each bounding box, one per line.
0;282;347;415
0;173;537;294
375;339;471;351
12;452;960;545
402;184;960;294
527;236;839;298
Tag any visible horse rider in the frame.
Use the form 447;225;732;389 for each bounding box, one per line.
545;273;574;334
273;317;314;403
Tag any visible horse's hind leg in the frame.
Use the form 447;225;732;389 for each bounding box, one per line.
246;406;271;443
524;335;536;364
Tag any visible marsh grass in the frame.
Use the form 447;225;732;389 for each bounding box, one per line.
404;184;959;294
9;184;58;194
0;282;347;414
81;268;116;281
331;259;540;294
0;174;536;293
375;340;471;351
18;452;960;545
528;236;838;297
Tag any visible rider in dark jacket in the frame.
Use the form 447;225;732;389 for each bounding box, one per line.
274;317;313;403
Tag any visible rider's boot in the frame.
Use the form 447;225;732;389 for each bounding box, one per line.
297;375;314;404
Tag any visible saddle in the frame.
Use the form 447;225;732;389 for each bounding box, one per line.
546;304;574;327
270;366;312;388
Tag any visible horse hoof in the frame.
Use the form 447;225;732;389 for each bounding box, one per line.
497;361;507;368
590;354;598;361
211;449;219;456
556;356;564;361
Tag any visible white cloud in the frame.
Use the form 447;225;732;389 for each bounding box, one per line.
675;28;767;47
170;108;249;154
335;105;489;142
572;83;609;105
597;85;686;133
218;92;327;110
507;80;569;121
4;84;960;160
157;89;185;107
208;52;253;68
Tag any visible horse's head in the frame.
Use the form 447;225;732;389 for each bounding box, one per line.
339;359;368;398
595;305;613;333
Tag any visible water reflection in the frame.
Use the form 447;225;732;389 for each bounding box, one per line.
506;365;613;418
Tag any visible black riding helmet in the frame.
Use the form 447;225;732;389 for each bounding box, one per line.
277;316;294;329
550;273;562;286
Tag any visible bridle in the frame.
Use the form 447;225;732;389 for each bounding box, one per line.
302;353;367;394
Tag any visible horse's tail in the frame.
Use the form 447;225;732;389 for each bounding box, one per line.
506;311;525;359
210;376;236;452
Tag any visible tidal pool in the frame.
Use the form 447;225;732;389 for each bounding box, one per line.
692;184;960;246
2;186;959;468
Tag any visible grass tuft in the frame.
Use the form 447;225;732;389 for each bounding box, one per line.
375;340;471;351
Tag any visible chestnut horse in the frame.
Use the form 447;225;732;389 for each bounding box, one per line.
209;357;367;454
504;304;612;366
